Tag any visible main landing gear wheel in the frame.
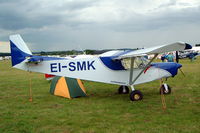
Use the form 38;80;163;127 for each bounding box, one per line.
130;90;143;101
118;86;129;94
160;84;171;94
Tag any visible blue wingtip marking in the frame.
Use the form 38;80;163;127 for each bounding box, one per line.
185;43;192;50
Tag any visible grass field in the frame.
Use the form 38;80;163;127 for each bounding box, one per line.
0;58;199;133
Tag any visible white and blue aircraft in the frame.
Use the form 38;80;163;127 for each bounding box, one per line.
9;34;192;101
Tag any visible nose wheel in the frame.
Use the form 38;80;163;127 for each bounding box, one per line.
160;83;171;94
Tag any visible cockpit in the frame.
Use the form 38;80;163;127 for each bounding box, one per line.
99;50;150;71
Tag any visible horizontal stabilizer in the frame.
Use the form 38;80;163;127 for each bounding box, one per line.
26;55;67;64
27;56;44;64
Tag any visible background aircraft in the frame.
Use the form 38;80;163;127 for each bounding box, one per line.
9;34;192;101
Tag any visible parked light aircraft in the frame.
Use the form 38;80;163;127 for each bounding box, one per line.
9;34;192;101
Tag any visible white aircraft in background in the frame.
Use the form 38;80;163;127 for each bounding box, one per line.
9;34;192;101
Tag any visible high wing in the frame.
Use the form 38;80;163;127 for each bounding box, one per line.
114;42;192;59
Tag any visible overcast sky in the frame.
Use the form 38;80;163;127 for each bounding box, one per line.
0;0;200;51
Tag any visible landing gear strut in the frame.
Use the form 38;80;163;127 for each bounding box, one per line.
129;86;143;101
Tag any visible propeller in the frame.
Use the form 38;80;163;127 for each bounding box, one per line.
175;51;179;63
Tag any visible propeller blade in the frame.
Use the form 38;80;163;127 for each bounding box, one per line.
176;51;179;63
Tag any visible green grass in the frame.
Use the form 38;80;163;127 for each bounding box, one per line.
0;59;199;133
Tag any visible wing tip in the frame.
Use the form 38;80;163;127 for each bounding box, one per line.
185;43;192;50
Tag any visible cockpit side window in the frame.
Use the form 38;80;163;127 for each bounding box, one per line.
121;57;149;69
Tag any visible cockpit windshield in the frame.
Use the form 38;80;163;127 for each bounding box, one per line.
121;57;149;69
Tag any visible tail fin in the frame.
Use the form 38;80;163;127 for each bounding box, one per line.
9;34;32;66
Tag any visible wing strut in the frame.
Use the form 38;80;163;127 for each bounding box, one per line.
129;57;135;85
129;54;158;85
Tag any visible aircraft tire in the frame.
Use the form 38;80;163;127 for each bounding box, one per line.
118;86;129;94
160;84;171;94
130;90;143;101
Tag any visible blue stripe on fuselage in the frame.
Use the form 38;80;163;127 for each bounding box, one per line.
99;50;134;70
99;56;125;70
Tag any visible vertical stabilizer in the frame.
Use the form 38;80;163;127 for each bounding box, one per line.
9;34;32;66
